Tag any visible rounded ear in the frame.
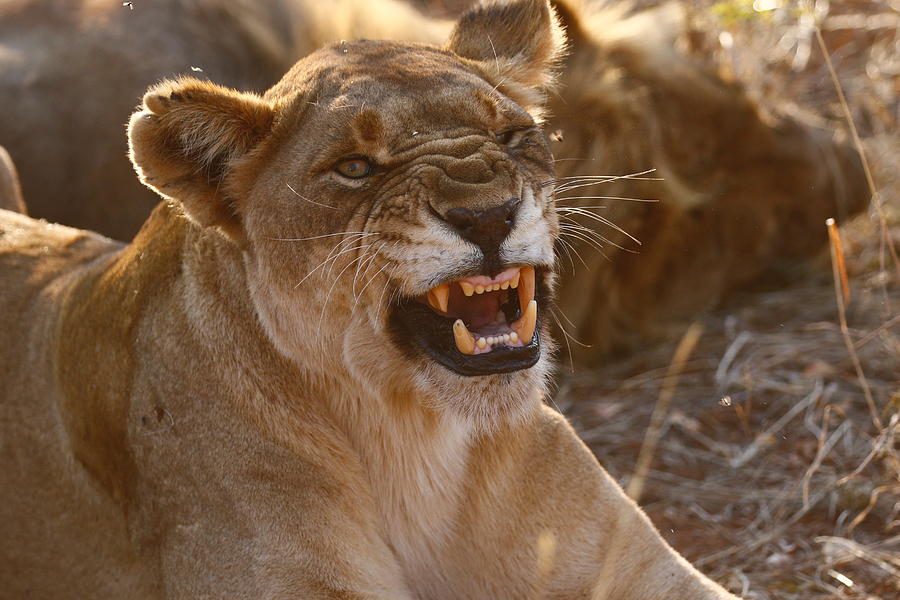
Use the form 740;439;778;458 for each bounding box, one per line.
447;0;567;119
128;77;274;239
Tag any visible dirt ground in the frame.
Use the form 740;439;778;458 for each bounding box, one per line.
419;1;899;597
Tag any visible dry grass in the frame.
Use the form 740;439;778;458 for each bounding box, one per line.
559;272;899;598
419;1;898;596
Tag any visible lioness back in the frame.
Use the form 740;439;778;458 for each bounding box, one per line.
0;211;149;597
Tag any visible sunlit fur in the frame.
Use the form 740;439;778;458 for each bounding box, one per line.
0;145;25;213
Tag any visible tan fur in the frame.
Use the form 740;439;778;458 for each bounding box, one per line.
0;145;25;213
0;3;739;597
0;0;868;363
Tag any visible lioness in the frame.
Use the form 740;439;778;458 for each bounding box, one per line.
0;1;740;597
0;0;868;361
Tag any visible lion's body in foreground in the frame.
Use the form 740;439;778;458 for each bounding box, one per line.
0;208;710;597
0;0;868;362
0;2;738;597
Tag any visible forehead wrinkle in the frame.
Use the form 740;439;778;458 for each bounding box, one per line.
352;109;384;143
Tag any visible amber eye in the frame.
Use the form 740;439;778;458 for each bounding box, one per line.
335;157;373;179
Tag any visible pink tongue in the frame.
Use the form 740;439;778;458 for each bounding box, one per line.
448;287;501;329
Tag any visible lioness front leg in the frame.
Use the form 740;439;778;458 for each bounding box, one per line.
436;407;739;599
132;461;417;600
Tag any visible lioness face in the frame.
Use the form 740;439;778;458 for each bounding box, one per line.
130;0;565;427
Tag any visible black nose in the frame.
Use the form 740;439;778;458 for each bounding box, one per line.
443;198;520;255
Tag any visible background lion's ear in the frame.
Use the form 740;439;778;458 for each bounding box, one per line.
548;0;589;48
447;0;566;118
128;78;274;239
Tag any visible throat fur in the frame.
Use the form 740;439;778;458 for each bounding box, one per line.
338;391;473;593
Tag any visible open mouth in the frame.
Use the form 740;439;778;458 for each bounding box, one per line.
389;266;543;377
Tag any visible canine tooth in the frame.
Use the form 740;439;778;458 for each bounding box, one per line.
510;271;520;289
503;334;510;343
460;281;475;297
453;320;475;355
477;337;487;349
431;283;450;313
426;291;440;312
475;284;485;295
517;266;535;313
515;300;537;345
510;331;519;343
501;281;510;290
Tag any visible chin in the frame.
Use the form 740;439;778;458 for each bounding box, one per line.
414;346;554;432
344;315;555;432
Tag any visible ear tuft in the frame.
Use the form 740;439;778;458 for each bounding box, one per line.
548;0;590;48
143;93;169;115
128;77;275;238
448;0;567;118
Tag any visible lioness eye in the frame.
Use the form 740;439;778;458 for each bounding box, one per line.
335;157;373;179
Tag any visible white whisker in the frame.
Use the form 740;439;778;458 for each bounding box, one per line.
559;219;632;253
317;252;371;331
293;243;375;289
556;194;659;203
543;168;660;187
286;183;370;216
558;208;642;246
268;231;378;242
558;225;612;260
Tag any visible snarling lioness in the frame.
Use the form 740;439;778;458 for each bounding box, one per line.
0;1;739;598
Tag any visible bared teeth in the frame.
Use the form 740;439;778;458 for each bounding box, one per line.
512;300;537;345
459;267;531;297
441;267;538;355
453;319;475;355
428;283;450;313
517;266;535;314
